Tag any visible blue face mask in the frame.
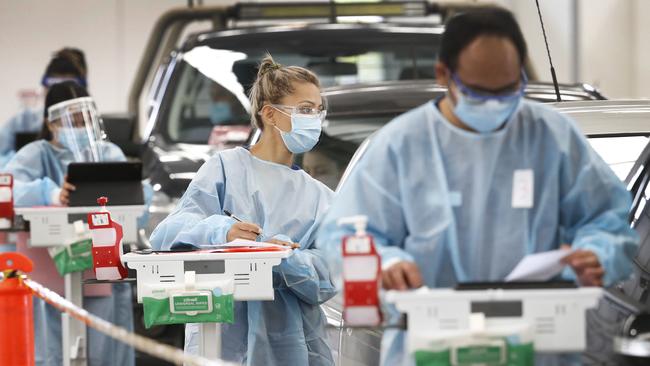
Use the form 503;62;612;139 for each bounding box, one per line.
274;113;322;154
451;71;526;134
453;93;522;133
58;128;90;151
209;102;232;125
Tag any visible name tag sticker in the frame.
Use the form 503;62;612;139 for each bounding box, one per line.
449;191;463;207
512;169;534;209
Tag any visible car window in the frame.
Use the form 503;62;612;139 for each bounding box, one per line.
161;34;438;144
166;57;251;145
588;136;650;180
200;30;439;87
295;114;390;190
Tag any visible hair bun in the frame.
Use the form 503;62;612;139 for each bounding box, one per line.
258;54;283;77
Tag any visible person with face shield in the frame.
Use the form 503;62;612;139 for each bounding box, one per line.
316;8;638;366
0;48;87;167
2;81;135;366
150;55;336;365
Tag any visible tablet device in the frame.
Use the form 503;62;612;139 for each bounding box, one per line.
67;161;144;206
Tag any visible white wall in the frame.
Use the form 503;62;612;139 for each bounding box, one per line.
489;0;650;100
633;0;650;98
492;0;576;83
0;0;233;125
1;0;649;126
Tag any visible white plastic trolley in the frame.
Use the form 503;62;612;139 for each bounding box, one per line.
386;286;603;362
15;205;146;366
122;248;292;359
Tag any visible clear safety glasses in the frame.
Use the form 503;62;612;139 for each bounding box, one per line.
452;69;528;104
271;104;327;120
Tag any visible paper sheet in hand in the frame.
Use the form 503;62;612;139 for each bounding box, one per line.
505;249;573;282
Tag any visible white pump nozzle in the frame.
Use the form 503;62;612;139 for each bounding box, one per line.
337;215;368;236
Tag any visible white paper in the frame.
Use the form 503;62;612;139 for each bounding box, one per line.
505;249;573;282
512;169;534;208
213;239;285;249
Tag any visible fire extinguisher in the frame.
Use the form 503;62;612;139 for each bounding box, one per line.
338;215;382;326
88;197;128;280
0;252;35;366
0;174;14;229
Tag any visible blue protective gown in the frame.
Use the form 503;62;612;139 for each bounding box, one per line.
3;139;139;366
316;100;639;366
150;146;336;366
0;108;42;167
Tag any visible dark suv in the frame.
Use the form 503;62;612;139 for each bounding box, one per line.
128;2;606;234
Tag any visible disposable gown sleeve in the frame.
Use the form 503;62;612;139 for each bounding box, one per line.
138;182;154;229
0;114;18;155
317;136;415;271
559;124;639;286
149;156;235;251
3;143;58;206
273;227;337;305
102;142;128;162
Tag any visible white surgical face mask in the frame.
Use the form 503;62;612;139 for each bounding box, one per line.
58;127;90;151
452;90;522;133
450;70;527;134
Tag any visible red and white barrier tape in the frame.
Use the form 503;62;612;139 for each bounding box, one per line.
24;278;236;366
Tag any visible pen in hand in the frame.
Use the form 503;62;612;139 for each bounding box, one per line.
223;210;299;249
224;209;263;241
223;209;244;223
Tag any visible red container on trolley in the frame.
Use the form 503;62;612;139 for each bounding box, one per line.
0;252;35;366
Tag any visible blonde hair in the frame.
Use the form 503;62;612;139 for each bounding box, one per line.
249;54;320;130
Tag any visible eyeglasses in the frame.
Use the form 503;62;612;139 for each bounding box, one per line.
452;69;528;103
271;104;327;120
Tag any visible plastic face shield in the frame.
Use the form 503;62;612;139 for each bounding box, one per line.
47;96;106;162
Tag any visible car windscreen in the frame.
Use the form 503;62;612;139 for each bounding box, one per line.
199;28;440;87
162;29;439;144
164;54;252;145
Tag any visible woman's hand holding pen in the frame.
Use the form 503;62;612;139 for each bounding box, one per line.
224;209;299;249
227;222;262;242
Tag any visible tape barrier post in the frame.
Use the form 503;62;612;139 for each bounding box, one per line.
0;253;35;366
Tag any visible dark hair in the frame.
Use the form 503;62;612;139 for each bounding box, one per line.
40;81;90;140
44;55;83;79
439;8;528;72
56;48;87;77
